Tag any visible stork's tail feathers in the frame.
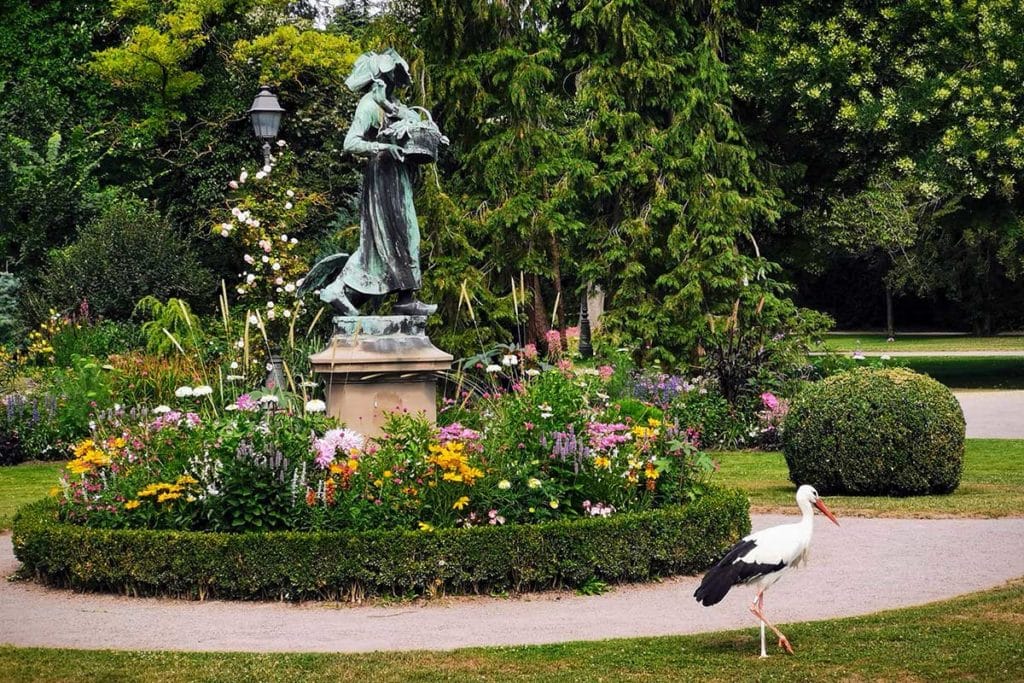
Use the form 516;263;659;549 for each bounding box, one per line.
297;253;350;295
693;564;737;606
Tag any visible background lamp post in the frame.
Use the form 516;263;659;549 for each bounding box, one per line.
248;85;284;167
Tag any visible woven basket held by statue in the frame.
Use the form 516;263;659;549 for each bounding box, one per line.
381;107;449;164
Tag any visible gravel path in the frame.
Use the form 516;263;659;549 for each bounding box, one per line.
956;390;1024;438
3;514;1023;653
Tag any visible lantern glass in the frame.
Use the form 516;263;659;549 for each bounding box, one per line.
251;110;282;140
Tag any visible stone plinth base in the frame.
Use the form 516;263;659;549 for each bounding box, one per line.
309;315;452;437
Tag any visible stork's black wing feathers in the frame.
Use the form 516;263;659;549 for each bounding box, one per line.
693;538;786;607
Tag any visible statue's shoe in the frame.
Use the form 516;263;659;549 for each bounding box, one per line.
393;300;437;316
320;283;360;316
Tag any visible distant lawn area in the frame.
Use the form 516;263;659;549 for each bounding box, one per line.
712;439;1024;518
820;333;1024;353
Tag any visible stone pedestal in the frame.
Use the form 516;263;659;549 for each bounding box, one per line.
309;315;452;437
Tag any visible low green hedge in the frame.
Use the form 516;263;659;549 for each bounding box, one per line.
12;487;749;601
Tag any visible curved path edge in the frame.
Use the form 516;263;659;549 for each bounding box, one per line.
3;514;1024;653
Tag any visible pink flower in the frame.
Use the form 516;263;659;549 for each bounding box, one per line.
544;329;562;353
522;344;539;360
234;394;259;411
598;365;615;380
313;428;366;468
760;392;779;411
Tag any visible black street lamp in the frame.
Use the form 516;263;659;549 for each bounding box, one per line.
578;294;593;359
248;85;285;166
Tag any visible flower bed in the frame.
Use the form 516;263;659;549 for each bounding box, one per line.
13;489;749;600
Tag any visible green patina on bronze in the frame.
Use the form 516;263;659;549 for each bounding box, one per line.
300;49;447;318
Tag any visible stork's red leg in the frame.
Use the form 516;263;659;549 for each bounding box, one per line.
749;595;794;655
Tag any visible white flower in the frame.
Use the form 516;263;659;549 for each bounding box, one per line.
226;374;245;381
235;339;244;349
852;351;866;360
527;478;542;489
276;139;286;147
272;262;281;271
497;480;511;490
525;368;540;377
248;315;259;325
244;254;254;264
246;274;256;284
290;237;298;245
259;394;279;405
286;189;295;197
284;202;293;210
275;277;284;285
284;283;295;293
305;399;327;413
255;171;266;180
193;385;214;397
228;180;239;189
282;309;291;318
540;412;553;419
220;229;230;237
239;171;248;183
281;234;289;242
261;255;270;263
301;381;319;388
225;404;238;411
153;405;172;414
501;354;519;367
880;354;891;360
267;309;276;320
262;164;271;173
485;363;502;373
266;301;275;308
174;386;194;398
230;361;239;369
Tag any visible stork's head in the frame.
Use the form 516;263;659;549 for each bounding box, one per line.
796;485;840;526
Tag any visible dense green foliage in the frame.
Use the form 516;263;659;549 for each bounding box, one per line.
40;199;213;319
782;368;965;495
13;489;748;599
739;0;1024;333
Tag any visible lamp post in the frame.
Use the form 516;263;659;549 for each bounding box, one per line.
248;86;286;389
578;293;593;359
248;85;285;167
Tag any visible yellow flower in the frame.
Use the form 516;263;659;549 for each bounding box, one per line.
48;486;60;498
157;492;182;503
549;499;559;509
418;522;434;532
176;474;198;486
452;496;470;510
124;500;141;510
383;470;393;478
593;456;611;470
347;458;360;471
647;418;662;428
442;471;464;483
527;478;541;489
374;479;383;488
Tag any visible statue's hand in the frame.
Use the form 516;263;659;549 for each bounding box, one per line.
382;143;405;162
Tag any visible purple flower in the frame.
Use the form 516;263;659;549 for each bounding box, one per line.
234;394;259;411
312;428;365;469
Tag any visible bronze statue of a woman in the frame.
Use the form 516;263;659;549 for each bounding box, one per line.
301;49;446;317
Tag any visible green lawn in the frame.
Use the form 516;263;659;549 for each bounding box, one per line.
0;461;63;531
712;439;1024;517
821;333;1024;353
1;579;1022;682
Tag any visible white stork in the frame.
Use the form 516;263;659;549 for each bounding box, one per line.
693;484;839;657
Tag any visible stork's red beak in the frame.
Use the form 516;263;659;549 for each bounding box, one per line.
814;498;840;526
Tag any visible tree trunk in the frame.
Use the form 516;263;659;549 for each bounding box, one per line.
885;285;895;339
526;273;549;346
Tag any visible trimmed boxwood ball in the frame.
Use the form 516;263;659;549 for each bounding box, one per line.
782;368;965;496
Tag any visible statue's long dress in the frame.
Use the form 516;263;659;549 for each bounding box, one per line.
341;94;421;296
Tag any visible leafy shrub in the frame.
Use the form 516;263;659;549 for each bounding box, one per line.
0;394;65;465
40;197;214;320
782;368;965;495
13;488;749;600
667;385;754;450
0;272;21;345
51;319;142;367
